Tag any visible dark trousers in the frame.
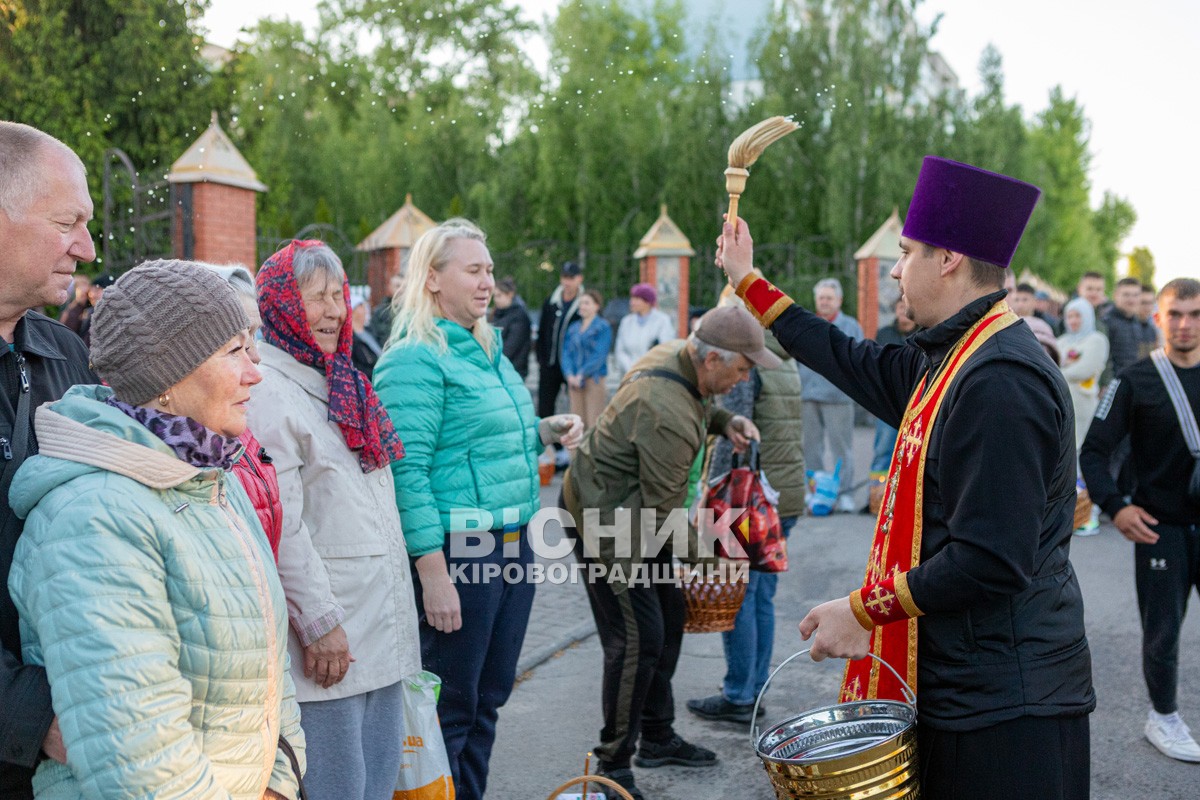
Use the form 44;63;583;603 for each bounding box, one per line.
572;543;685;768
1135;522;1200;713
537;362;565;418
918;715;1090;800
412;529;535;800
0;766;34;800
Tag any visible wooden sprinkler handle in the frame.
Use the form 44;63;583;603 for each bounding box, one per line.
724;167;750;229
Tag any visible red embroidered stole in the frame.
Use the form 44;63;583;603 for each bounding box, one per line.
840;302;1019;703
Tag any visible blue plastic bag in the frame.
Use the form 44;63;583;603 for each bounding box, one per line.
806;460;842;517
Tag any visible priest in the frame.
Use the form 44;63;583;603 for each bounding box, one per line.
717;157;1094;800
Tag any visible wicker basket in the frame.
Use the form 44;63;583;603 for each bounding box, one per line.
545;774;635;800
868;477;887;517
678;564;748;633
1074;488;1093;530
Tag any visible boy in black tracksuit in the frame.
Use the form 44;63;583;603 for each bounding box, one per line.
1081;278;1200;763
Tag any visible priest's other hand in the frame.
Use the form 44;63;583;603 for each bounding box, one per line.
799;597;871;661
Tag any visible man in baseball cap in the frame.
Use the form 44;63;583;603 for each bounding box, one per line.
560;305;766;800
692;305;781;371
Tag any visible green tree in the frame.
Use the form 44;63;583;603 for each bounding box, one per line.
1127;245;1156;287
947;45;1029;181
749;0;960;306
1093;191;1136;276
1;0;231;269
484;0;727;298
1021;87;1106;288
0;0;227;180
227;0;538;258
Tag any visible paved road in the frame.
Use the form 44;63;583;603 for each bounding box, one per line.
487;426;1200;800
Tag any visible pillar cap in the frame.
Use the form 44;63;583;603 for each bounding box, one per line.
854;208;903;261
356;194;437;252
167;112;267;192
633;204;695;259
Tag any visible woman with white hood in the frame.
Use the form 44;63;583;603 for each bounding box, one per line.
1056;296;1110;534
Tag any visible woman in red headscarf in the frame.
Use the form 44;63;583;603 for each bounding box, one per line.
245;240;420;800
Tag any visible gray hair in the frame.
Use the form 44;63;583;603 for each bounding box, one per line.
814;278;843;300
0;122;84;217
196;262;255;301
293;244;345;289
689;334;739;364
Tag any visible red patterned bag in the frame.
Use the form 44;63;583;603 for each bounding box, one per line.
699;444;788;572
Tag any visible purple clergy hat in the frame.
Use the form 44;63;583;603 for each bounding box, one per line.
902;156;1041;268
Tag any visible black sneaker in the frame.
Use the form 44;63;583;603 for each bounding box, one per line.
594;764;645;800
633;734;718;768
686;694;762;723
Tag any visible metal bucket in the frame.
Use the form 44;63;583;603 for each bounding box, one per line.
751;650;919;799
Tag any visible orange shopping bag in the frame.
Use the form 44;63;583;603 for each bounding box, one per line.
394;671;455;800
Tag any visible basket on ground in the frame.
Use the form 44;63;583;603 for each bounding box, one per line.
544;774;635;800
1073;487;1093;530
677;563;747;633
752;650;920;799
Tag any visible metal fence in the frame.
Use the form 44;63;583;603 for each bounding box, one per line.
490;236;858;318
225;223;858;318
100;148;174;275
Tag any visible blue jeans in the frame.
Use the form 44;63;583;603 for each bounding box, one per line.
871;418;900;475
412;528;535;800
721;516;798;706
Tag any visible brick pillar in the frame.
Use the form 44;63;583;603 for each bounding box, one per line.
172;183;259;269
677;256;690;337
857;256;880;340
367;248;401;308
639;255;658;288
168;115;267;270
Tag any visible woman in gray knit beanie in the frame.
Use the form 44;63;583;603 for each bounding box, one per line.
7;259;305;799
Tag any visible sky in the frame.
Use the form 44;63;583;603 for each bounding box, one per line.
199;0;1197;287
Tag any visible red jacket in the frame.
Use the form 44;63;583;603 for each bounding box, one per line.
233;428;282;561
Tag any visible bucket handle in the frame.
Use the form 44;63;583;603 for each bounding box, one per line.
750;648;917;747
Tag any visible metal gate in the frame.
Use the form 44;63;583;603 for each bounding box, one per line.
101;148;174;274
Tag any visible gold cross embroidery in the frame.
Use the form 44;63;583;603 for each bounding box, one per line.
865;585;896;615
901;419;924;466
840;676;863;703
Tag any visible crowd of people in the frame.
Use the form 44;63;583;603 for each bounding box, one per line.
2;118;1198;800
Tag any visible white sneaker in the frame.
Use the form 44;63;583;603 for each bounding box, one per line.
836;495;858;513
1145;711;1200;762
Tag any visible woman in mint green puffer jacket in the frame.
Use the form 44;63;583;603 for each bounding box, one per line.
7;262;302;800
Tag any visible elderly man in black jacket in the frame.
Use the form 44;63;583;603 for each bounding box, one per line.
0;121;98;799
718;157;1094;800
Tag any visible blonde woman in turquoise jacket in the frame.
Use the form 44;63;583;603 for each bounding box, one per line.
374;218;581;800
7;263;303;800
